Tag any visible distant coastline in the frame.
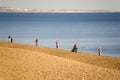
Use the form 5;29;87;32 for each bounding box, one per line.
0;7;120;13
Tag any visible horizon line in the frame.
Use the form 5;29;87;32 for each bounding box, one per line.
0;7;120;13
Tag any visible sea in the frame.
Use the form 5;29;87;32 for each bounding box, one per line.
0;12;120;57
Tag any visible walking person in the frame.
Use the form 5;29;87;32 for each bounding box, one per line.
35;38;38;46
98;47;102;56
56;40;58;48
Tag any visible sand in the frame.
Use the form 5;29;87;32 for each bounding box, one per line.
0;41;120;80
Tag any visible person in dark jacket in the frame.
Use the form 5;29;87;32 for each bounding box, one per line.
71;43;78;53
35;38;38;46
11;37;13;43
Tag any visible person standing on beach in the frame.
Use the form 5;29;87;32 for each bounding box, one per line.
10;37;13;43
8;35;11;42
71;43;78;53
35;38;38;46
98;47;102;56
56;40;58;48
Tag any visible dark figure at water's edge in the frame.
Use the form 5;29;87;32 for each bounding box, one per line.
35;38;38;46
11;37;13;43
56;40;58;48
71;43;78;53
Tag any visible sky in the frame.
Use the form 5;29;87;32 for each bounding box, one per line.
0;0;120;11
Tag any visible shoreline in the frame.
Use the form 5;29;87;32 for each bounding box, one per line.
0;40;119;58
0;41;120;59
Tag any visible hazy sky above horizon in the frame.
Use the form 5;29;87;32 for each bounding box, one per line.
0;0;120;10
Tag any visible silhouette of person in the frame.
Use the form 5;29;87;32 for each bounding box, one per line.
11;37;13;43
35;38;38;46
98;47;102;56
71;43;78;53
56;40;58;48
8;35;11;42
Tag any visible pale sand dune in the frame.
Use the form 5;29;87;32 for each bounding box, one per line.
0;41;120;80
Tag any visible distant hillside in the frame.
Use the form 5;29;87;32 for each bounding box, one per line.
0;7;119;13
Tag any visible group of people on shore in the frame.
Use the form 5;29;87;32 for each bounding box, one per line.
56;40;78;53
8;35;102;56
35;38;78;53
34;38;102;55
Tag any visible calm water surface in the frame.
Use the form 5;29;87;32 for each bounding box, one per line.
0;12;120;57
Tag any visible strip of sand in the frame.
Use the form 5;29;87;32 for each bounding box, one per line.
0;41;120;80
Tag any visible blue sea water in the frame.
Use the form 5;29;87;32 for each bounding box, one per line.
0;12;120;57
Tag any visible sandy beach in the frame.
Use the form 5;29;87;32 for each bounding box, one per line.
0;41;120;80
